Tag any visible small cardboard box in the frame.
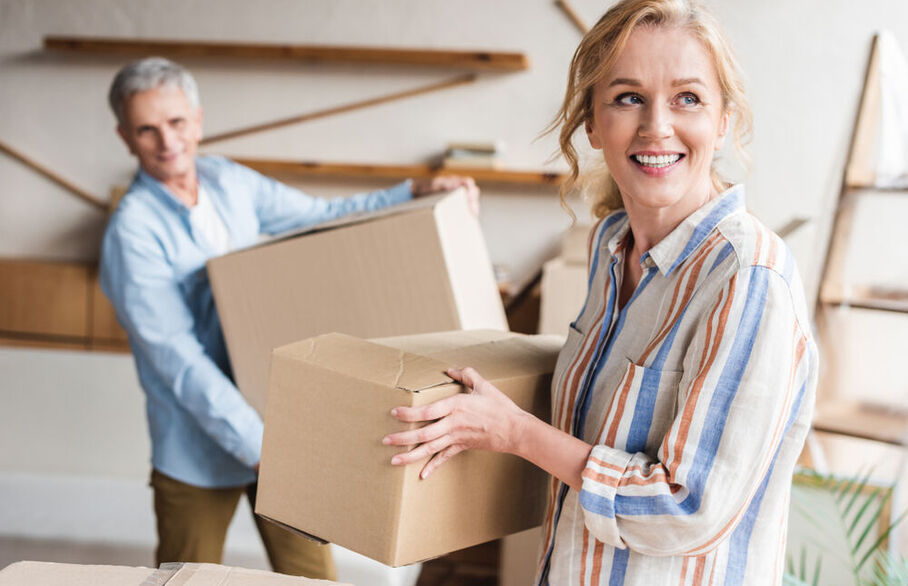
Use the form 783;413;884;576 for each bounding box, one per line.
0;561;350;585
207;190;508;415
255;330;562;567
538;257;588;338
560;223;592;265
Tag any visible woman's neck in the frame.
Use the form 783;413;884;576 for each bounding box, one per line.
623;187;715;259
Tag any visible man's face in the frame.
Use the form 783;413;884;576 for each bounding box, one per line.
117;85;202;185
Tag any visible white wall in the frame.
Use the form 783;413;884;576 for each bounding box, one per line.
2;0;907;564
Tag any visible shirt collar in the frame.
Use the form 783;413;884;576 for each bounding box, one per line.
606;184;745;275
646;184;746;276
134;161;208;214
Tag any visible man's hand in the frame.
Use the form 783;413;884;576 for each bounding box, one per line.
411;175;480;216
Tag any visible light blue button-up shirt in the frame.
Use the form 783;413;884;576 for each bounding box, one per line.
100;155;412;488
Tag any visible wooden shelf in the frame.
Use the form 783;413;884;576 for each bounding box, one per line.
0;332;129;353
844;183;908;192
0;259;130;353
232;158;565;186
44;36;529;72
813;399;908;446
820;285;908;314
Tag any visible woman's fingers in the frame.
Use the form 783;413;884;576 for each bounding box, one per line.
446;366;485;391
389;395;457;423
421;444;465;479
385;365;503;476
383;415;453;447
390;434;453;466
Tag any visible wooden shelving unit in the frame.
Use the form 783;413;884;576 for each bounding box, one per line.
812;34;908;449
0;259;130;353
44;36;530;72
231;158;565;186
813;400;907;446
820;283;908;314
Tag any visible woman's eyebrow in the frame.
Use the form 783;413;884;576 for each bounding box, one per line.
607;77;641;87
672;77;706;87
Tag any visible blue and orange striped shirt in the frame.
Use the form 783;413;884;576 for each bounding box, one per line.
537;185;818;585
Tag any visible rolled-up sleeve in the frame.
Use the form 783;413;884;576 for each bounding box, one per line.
578;265;815;556
100;223;263;468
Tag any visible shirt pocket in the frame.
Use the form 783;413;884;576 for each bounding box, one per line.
598;358;682;455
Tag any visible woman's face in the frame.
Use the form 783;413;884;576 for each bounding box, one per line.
586;25;729;220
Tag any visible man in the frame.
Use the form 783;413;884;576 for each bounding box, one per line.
99;57;478;579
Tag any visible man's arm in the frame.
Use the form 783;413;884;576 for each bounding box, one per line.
222;158;479;234
100;220;262;468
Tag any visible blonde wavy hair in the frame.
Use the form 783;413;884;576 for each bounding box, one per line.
550;0;753;219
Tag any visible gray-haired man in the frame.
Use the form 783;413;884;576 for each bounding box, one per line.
101;57;478;577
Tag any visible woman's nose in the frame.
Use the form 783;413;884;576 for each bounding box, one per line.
638;103;673;139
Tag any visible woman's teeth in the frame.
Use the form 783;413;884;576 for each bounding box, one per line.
633;154;681;168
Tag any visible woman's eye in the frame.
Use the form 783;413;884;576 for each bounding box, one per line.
677;93;701;106
615;93;643;106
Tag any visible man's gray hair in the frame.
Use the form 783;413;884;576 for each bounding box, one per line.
108;57;200;126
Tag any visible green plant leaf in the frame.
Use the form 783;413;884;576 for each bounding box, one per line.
849;486;884;537
852;489;893;559
856;508;908;572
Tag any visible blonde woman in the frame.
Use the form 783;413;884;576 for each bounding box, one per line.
384;0;817;583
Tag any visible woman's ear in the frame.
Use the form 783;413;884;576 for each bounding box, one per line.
586;118;602;150
714;110;730;151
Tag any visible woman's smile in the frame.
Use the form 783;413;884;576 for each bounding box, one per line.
630;151;686;176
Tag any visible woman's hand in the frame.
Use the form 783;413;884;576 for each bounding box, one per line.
383;366;529;479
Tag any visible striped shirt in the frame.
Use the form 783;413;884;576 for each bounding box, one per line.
537;185;818;585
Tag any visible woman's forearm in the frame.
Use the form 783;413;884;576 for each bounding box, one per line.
509;411;593;492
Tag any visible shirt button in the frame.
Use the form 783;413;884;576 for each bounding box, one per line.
643;257;655;268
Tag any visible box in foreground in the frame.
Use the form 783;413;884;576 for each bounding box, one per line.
207;190;508;415
0;561;350;585
256;329;562;567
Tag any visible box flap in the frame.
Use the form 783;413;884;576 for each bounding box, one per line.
217;190;459;256
274;333;454;392
372;329;513;354
160;562;352;585
428;334;563;380
0;561;155;585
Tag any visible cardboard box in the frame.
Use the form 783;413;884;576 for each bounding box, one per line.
560;223;592;265
538;257;588;337
256;330;562;567
0;561;350;585
207;190;508;415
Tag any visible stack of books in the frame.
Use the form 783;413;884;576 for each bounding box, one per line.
441;141;503;169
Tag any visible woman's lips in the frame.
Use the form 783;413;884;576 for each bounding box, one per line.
630;153;685;177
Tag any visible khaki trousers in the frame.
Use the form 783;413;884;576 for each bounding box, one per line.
151;470;336;579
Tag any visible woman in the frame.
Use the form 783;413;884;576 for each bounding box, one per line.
384;0;817;583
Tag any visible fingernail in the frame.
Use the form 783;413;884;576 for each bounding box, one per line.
391;456;401;465
390;408;398;416
382;436;391;445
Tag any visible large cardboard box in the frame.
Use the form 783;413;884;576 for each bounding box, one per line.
256;330;562;567
207;190;508;414
0;561;350;585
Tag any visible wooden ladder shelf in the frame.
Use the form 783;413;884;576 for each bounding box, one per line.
813;33;908;447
